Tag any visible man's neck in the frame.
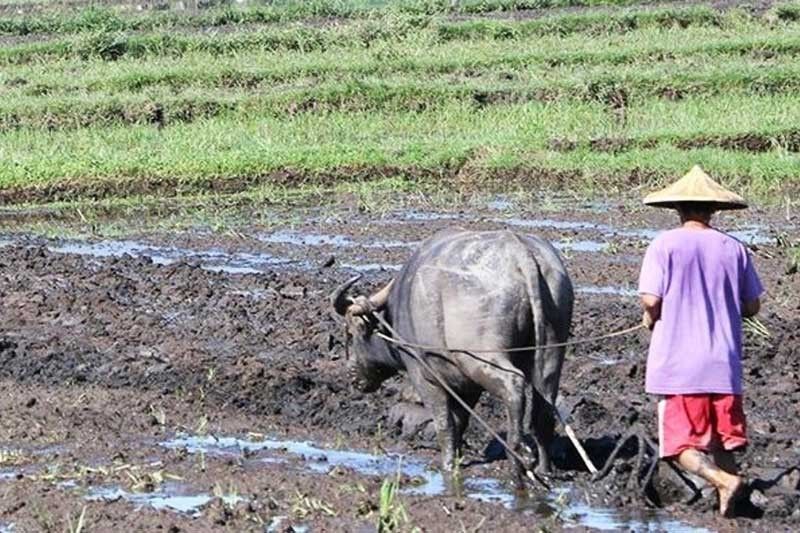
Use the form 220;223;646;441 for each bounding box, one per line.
682;219;712;230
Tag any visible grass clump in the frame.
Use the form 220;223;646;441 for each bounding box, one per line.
377;463;415;532
437;5;728;40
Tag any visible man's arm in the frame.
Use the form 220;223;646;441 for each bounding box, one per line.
742;298;760;318
641;293;662;330
740;247;763;319
638;239;664;331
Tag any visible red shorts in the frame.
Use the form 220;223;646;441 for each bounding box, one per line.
657;394;747;458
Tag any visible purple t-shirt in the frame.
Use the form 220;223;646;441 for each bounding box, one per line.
638;227;764;395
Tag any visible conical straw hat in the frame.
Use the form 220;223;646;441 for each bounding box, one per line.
643;165;747;210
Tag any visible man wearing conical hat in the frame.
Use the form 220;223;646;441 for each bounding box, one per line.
638;165;764;517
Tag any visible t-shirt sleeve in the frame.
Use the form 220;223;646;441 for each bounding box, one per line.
638;240;665;297
741;248;764;302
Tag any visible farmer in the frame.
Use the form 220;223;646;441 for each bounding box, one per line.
638;165;764;517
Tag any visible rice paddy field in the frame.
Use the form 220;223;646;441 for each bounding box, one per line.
0;0;798;532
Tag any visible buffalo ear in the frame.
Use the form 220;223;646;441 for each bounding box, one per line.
330;275;362;316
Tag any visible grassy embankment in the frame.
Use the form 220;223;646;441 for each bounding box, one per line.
0;0;799;206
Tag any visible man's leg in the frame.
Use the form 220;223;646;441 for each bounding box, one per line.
659;395;744;517
677;448;743;517
711;394;748;476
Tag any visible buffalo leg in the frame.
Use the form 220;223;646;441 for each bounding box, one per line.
450;389;481;462
410;372;458;472
500;372;527;490
467;354;528;488
531;387;555;473
430;392;456;471
530;340;565;474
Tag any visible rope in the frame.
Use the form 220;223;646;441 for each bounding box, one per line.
368;314;646;480
372;312;552;489
375;322;645;353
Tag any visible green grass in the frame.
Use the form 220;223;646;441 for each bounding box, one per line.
0;1;729;37
378;473;409;532
2;5;797;66
1;96;797;198
4;20;800;89
1;46;799;130
0;1;799;204
1;20;799;132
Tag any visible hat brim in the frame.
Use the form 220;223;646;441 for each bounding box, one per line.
643;197;748;210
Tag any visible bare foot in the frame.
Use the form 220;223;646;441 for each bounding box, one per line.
718;476;744;518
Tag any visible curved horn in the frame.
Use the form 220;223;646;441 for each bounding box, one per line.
368;278;394;310
330;275;362;316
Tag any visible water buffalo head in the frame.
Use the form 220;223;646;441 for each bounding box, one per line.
330;276;397;393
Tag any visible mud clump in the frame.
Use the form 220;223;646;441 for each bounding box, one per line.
675;129;800;153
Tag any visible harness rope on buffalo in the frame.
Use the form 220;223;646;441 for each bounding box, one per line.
343;302;647;488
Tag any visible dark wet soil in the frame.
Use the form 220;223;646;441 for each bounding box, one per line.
550;129;800;156
0;200;797;531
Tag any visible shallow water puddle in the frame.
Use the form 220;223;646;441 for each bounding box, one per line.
553;240;609;253
727;227;777;245
580;353;629;365
387;211;776;246
3;217;776;286
260;227;609;254
546;488;712;532
161;434;708;531
161;434;444;495
501;217;776;245
486;198;514;211
5;216;775;281
483;197;613;213
497;217;610;232
86;481;244;516
162;434;474;498
341;262;402;273
396;210;463;222
258;230;414;249
39;238;398;274
576;285;637;297
47;239;303;274
266;516;309;533
49;240;174;265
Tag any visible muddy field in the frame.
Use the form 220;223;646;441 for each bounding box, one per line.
0;198;797;532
